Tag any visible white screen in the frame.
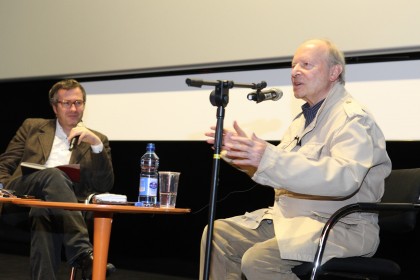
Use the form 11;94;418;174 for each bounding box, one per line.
82;60;420;141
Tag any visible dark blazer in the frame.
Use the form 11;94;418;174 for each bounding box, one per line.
0;118;114;199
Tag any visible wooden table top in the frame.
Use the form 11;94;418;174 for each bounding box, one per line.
0;197;190;214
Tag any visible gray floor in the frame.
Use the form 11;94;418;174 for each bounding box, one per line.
0;252;196;280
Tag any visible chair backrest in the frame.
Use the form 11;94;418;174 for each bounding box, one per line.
379;168;420;233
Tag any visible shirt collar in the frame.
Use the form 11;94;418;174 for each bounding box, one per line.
301;99;325;128
55;119;68;140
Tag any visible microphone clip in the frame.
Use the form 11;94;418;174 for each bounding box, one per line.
295;136;302;146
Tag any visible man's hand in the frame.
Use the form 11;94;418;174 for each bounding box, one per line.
68;125;101;147
205;121;267;175
224;132;267;168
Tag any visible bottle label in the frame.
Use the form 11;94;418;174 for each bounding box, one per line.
139;177;158;196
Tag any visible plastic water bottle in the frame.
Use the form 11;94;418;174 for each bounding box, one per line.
137;143;159;207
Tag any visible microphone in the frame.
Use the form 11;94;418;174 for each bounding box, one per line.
69;136;79;151
69;122;84;151
247;88;283;103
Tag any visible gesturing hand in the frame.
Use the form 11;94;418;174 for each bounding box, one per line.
205;121;267;174
68;124;102;147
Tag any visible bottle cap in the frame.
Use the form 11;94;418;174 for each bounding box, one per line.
146;143;155;151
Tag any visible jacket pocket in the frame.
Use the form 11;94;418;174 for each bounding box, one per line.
311;211;361;229
298;142;324;160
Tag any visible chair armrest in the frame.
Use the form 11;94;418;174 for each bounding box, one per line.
358;202;417;211
310;202;420;280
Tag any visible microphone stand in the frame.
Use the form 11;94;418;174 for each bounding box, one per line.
185;78;266;280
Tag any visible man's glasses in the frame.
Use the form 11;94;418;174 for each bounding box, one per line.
56;100;85;109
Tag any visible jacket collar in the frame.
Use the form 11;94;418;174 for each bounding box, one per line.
303;83;347;134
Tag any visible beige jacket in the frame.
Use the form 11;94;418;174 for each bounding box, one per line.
228;83;392;263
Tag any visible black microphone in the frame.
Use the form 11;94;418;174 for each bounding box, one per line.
69;136;79;151
247;88;283;103
69;121;84;151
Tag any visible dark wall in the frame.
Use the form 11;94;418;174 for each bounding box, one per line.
107;140;420;278
1;79;420;279
106;140;274;277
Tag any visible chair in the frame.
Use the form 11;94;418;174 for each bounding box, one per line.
292;168;420;280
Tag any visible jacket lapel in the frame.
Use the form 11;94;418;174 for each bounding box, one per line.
37;120;56;164
70;142;90;164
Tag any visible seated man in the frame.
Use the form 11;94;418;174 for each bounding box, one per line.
201;39;392;279
0;79;115;279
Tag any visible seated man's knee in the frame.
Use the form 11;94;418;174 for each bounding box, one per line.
201;220;230;252
241;247;257;276
201;225;208;247
37;168;74;195
242;243;275;277
39;168;69;183
201;220;225;241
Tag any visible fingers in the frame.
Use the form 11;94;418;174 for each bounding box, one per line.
251;132;265;143
224;133;267;167
233;121;247;137
204;125;235;146
229;135;254;148
69;127;101;146
203;122;267;170
205;122;253;152
80;129;101;145
204;131;215;138
205;125;234;138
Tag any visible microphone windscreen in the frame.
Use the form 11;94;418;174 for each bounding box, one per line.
272;88;283;101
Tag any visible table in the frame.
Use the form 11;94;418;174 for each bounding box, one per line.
0;197;190;280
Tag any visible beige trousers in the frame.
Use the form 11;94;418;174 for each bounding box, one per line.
199;219;303;280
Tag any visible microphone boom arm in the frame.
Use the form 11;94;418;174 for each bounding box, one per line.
186;78;267;90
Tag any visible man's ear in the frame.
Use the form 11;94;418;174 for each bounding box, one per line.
330;64;343;82
52;104;58;115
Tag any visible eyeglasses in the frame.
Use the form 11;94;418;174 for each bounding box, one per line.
56;100;85;109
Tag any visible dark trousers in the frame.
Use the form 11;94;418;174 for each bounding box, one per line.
2;168;92;280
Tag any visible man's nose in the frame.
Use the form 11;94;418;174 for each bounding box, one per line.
291;66;301;77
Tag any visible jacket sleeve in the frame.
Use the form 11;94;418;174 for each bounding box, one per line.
252;108;390;197
75;132;115;197
0;120;30;187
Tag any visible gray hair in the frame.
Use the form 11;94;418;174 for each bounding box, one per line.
322;39;346;85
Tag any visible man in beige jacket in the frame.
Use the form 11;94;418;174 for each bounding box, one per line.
200;39;392;279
